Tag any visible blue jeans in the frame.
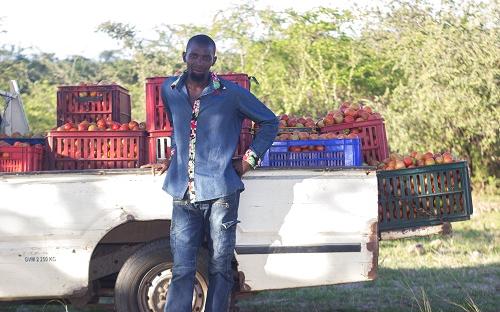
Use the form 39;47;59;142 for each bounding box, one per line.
164;191;240;312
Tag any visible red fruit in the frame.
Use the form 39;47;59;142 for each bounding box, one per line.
417;159;425;166
395;160;406;169
279;120;287;128
359;111;370;120
298;132;309;140
403;156;413;167
278;134;290;141
78;123;89;131
280;114;289;121
424;158;436;166
346;133;358;139
315;145;325;151
423;152;434;159
120;124;130;131
111;123;121;131
297;117;306;125
288;146;301;153
344;115;355;123
364;106;373;114
63;123;73;131
287;118;297;127
324;116;335;126
344;108;357;117
128;121;139;129
443;154;454;163
309;133;319;140
131;126;140;131
350;103;361;110
69;127;78;131
2;152;10;158
96;119;106;128
325;132;336;139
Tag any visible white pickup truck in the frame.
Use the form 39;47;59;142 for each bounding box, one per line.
0;167;467;311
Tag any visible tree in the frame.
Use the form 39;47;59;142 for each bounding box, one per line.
363;0;499;191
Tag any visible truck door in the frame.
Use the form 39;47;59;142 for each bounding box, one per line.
235;169;379;291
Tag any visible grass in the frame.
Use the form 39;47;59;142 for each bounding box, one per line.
2;195;499;312
236;195;500;312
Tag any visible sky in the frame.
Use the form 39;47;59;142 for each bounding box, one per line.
0;0;371;59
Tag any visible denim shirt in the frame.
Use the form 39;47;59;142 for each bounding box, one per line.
161;73;279;201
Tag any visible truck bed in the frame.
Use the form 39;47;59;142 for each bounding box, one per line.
0;168;378;299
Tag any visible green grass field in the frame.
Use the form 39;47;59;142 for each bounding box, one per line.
2;196;499;312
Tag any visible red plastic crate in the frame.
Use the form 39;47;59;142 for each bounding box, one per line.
46;130;146;170
57;84;131;126
0;145;44;172
319;119;389;163
145;74;252;132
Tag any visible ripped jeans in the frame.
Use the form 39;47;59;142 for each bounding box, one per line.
164;191;240;312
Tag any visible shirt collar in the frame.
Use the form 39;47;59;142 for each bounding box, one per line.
170;71;225;90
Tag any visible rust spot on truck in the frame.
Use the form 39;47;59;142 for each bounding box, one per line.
366;221;378;280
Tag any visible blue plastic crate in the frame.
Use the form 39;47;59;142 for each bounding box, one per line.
260;138;362;168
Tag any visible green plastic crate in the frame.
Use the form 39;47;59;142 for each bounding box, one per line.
377;161;473;232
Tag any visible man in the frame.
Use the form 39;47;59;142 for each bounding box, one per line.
160;34;279;312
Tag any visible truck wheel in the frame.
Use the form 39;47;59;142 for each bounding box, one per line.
114;239;208;312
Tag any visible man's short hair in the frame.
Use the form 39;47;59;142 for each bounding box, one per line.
186;34;216;52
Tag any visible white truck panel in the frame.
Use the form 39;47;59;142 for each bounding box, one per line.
237;170;378;290
0;169;378;298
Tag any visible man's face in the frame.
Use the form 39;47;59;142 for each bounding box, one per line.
183;42;217;82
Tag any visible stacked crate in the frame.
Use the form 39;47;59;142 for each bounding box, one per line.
56;84;131;126
47;84;146;170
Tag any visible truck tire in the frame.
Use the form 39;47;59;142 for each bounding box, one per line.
114;239;208;312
